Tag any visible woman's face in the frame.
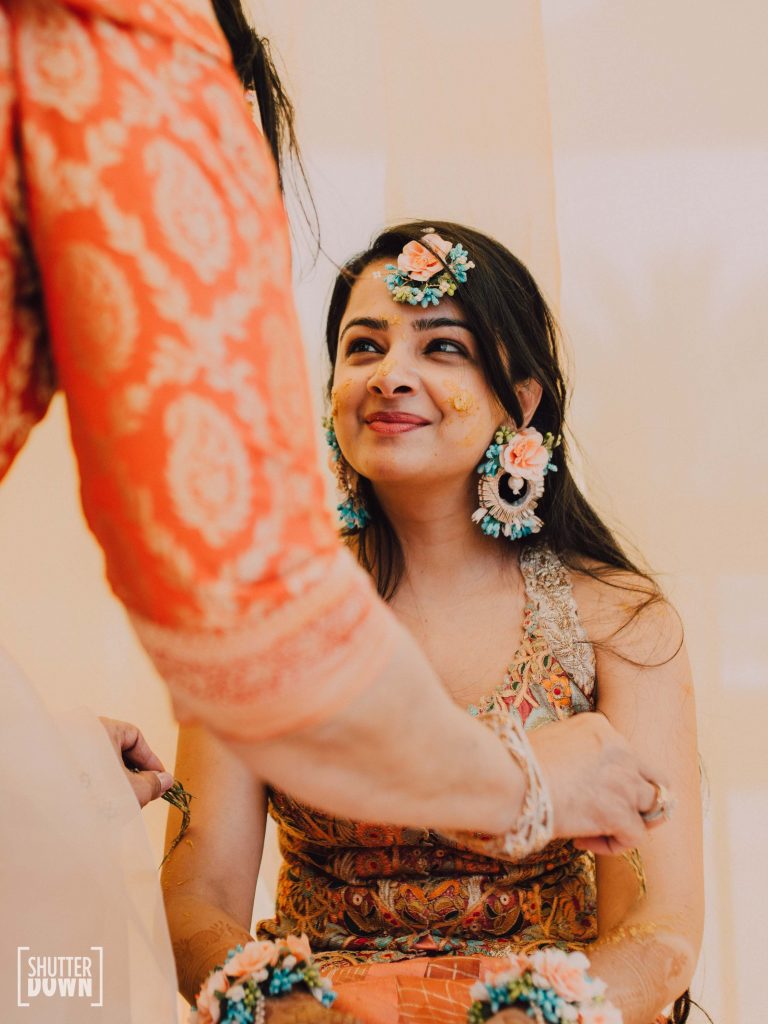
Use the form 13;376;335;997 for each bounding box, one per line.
331;259;506;490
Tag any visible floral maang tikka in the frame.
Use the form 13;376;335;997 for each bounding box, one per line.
378;230;475;308
473;426;559;541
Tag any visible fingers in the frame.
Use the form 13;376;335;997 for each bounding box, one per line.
123;725;165;773
99;717;165;772
637;759;671;831
99;718;172;808
573;834;631;856
593;717;674;844
573;773;671;854
128;768;174;808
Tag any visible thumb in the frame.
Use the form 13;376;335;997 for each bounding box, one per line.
128;770;174;808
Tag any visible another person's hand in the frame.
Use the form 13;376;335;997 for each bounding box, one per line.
265;992;361;1023
528;711;668;855
487;1011;530;1023
99;717;174;807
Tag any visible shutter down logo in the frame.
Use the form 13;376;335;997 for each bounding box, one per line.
17;947;104;1007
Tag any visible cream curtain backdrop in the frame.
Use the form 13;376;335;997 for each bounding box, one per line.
0;1;764;1021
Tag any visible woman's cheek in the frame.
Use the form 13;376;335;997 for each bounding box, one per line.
330;377;354;418
330;377;362;464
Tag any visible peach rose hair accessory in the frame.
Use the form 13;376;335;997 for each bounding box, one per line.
377;229;475;307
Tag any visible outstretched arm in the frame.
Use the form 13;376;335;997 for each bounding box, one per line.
226;622;665;850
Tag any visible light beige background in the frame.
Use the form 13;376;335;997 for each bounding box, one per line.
1;2;765;1021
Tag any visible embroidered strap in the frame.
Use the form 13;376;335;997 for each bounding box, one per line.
519;543;596;697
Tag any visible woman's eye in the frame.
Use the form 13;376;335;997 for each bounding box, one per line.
427;338;466;356
346;338;381;355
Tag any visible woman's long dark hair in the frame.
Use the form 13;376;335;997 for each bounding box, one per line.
212;0;319;254
211;0;299;192
326;221;691;1022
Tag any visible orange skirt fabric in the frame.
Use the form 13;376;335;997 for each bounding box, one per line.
322;955;670;1023
0;0;395;740
322;955;502;1024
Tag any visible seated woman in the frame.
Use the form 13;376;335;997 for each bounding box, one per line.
163;222;703;1024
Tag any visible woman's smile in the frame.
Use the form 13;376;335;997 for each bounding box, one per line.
364;411;431;435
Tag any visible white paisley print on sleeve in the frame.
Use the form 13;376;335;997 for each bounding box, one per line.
18;2;101;121
145;138;232;285
164;394;253;548
52;242;139;383
0;0;398;741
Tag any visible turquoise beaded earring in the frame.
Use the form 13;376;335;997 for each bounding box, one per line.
472;425;559;540
323;418;370;530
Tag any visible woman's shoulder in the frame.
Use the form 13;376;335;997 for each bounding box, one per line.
564;553;683;667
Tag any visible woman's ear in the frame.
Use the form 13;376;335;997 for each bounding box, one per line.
515;378;543;427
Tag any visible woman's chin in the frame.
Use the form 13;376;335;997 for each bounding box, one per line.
362;468;423;487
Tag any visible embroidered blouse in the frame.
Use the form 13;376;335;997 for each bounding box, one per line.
259;544;602;964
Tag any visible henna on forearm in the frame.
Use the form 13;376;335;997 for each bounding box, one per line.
165;894;253;1004
589;923;695;1024
166;897;363;1022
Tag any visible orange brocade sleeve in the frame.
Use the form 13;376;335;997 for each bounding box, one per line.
12;0;396;739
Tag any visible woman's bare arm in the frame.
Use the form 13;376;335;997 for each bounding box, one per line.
573;574;704;1023
162;726;267;1004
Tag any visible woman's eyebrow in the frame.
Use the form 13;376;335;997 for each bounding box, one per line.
339;316;390;341
412;316;472;332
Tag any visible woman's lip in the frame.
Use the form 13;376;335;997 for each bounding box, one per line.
364;412;431;436
364;412;431;425
366;420;427;435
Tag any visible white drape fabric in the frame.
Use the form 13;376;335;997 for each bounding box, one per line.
0;650;178;1023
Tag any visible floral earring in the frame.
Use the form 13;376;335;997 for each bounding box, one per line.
323;418;371;530
472;426;559;541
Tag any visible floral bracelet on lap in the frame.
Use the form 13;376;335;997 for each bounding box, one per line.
191;934;335;1024
467;948;622;1024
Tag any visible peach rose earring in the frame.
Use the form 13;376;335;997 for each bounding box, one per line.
322;418;370;531
472;426;559;540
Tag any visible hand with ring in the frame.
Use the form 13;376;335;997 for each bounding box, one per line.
640;781;675;824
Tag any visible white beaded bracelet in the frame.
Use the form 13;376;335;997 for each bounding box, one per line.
443;708;554;861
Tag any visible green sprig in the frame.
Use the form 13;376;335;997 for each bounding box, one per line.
160;779;193;868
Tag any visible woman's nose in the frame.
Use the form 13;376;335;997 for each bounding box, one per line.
367;359;418;397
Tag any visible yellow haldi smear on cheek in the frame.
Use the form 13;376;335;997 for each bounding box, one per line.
442;384;488;448
445;383;478;415
330;378;353;417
